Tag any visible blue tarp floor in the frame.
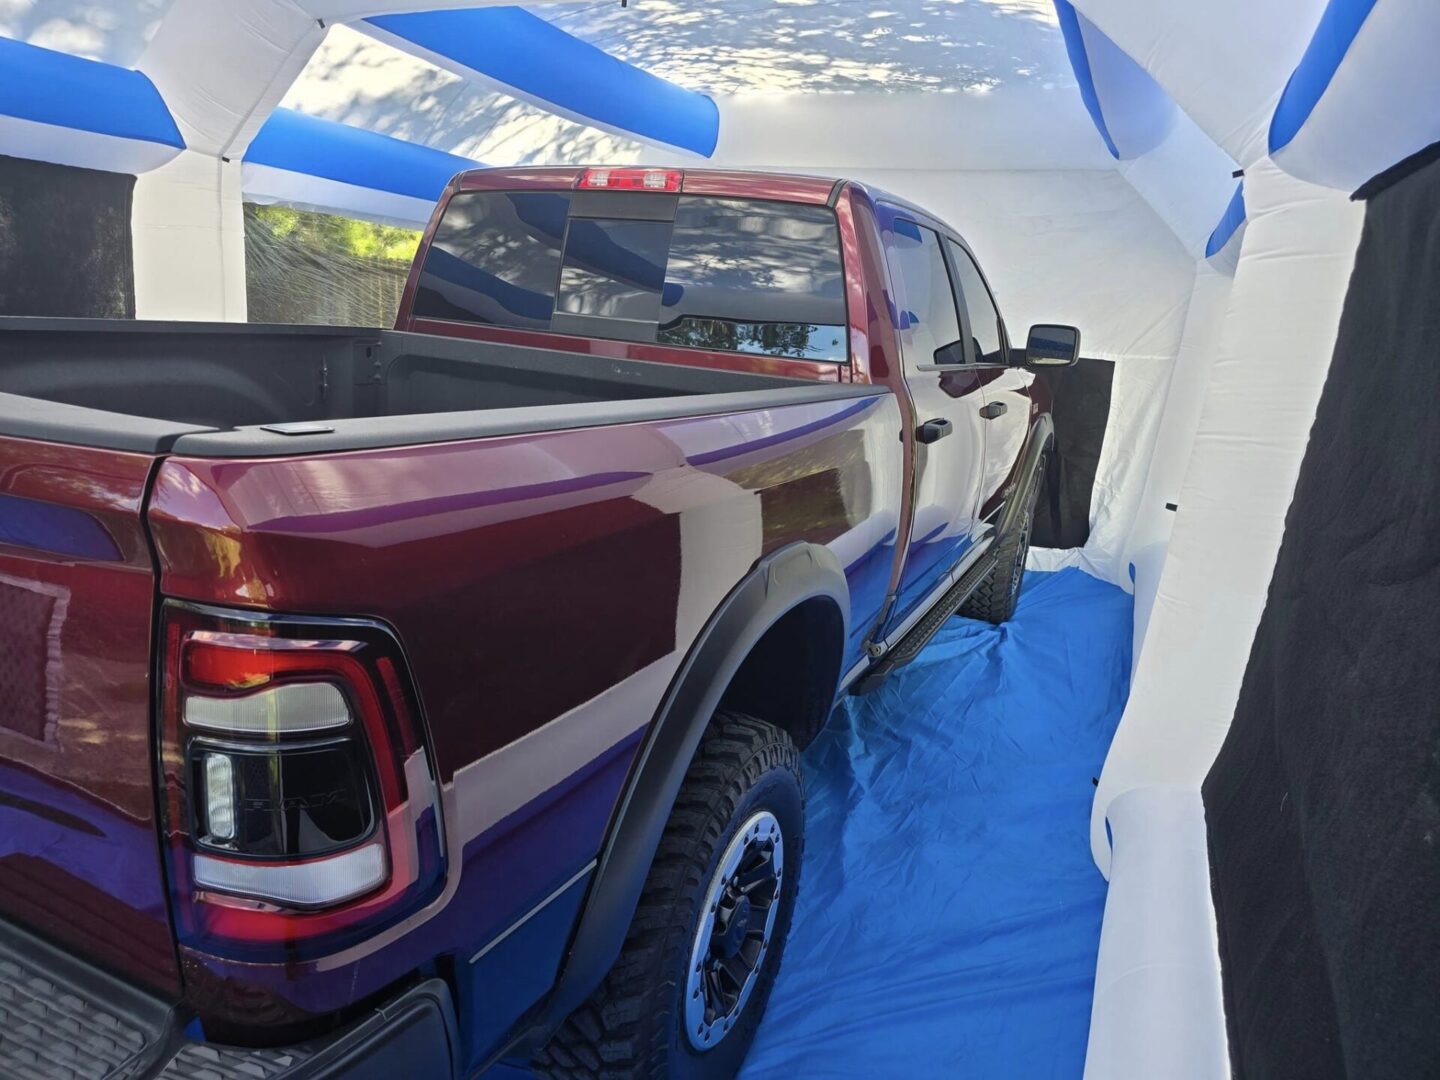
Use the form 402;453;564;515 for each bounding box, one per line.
501;567;1133;1078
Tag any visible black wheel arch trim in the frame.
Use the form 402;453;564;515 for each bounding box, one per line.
537;541;850;1037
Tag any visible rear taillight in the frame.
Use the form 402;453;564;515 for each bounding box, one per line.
157;602;445;961
578;166;683;191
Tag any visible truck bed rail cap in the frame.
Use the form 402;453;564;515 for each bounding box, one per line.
168;384;886;459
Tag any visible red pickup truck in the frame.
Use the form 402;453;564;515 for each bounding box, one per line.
0;166;1076;1079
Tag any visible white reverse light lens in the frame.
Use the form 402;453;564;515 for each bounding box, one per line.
185;681;351;736
204;753;235;842
193;842;387;908
643;169;666;189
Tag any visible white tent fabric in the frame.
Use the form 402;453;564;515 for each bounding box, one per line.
1269;0;1440;190
1;2;1432;1074
1086;157;1365;1075
1068;0;1332;164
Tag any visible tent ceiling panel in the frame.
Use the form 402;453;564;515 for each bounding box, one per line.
0;0;175;67
281;3;1109;174
278;24;656;171
1071;0;1331;165
523;0;1073;96
362;8;719;156
134;0;594;160
703;89;1116;172
1054;0;1174;161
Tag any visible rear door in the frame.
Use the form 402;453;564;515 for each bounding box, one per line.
878;211;990;634
0;435;180;995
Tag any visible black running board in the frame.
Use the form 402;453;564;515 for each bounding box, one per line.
850;552;1000;695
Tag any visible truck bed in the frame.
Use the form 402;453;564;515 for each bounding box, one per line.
0;318;838;455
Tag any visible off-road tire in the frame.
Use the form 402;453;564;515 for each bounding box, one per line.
960;451;1047;625
533;711;804;1080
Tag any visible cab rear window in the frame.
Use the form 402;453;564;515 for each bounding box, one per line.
412;190;848;363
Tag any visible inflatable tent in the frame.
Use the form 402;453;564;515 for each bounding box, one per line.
0;1;1436;1075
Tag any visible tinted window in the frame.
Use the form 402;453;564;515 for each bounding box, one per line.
414;191;847;361
659;198;846;362
948;241;1005;364
885;220;962;367
555;217;673;335
413;191;569;329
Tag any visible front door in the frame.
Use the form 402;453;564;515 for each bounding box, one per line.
946;238;1034;524
879;211;989;636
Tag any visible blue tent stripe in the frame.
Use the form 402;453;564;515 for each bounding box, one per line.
244;109;478;202
0;37;183;148
1269;0;1380;154
1205;181;1247;258
1053;0;1120;160
366;9;719;157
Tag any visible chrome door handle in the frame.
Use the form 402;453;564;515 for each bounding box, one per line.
978;402;1007;420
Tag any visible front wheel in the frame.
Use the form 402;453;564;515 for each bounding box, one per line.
959;451;1046;625
534;712;804;1080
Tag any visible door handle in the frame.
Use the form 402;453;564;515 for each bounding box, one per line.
979;401;1007;420
916;418;953;444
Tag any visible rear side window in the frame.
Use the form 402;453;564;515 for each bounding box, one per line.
412;190;847;362
947;240;1006;365
884;220;962;367
412;191;570;329
658;198;846;362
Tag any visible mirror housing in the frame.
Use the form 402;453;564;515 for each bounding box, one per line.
1023;324;1081;369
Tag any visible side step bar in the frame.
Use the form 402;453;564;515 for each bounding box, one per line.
850;551;999;695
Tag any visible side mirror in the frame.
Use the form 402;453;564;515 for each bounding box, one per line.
1024;324;1080;368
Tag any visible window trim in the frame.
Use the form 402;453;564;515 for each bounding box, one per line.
885;214;973;371
944;237;1011;369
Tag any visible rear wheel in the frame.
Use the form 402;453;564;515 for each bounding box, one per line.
960;451;1046;625
534;712;804;1080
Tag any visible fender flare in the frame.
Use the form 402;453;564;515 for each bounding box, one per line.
541;541;850;1028
996;414;1055;541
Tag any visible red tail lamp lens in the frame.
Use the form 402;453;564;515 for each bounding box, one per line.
578;167;683;192
157;602;446;961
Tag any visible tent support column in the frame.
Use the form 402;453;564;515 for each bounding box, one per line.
132;151;247;322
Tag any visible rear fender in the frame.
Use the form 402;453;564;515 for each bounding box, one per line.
539;541;849;1031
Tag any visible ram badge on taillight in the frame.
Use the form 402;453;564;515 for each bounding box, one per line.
157;603;446;961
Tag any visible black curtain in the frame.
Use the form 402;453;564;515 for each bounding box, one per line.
1203;143;1440;1079
1030;356;1112;549
0;155;135;318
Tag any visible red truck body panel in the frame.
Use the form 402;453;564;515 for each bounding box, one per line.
145;390;904;1039
0;435;181;993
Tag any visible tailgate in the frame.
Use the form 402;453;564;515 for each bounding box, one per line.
0;434;180;995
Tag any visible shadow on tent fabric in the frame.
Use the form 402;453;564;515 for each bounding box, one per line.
741;568;1132;1079
493;569;1131;1078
